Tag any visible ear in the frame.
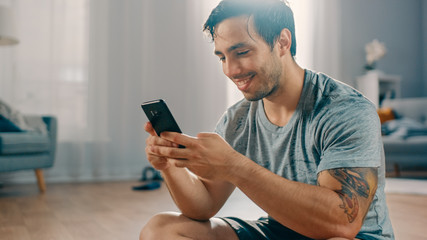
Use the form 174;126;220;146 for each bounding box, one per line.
276;28;292;57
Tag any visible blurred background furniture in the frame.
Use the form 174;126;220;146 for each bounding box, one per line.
0;116;57;192
381;98;427;177
356;70;401;108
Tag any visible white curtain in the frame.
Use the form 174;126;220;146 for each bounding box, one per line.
1;0;228;183
1;0;341;183
289;0;342;81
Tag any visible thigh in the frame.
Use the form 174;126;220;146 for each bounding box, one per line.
221;217;313;240
140;211;239;240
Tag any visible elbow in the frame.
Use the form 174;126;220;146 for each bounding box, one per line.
176;199;222;221
331;222;361;240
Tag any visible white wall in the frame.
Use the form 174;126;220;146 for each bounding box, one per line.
340;0;425;97
423;0;427;96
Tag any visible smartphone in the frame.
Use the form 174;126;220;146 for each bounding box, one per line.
141;99;183;136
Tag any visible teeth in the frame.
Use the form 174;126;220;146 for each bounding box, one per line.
236;79;250;86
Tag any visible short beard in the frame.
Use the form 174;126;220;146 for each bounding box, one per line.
245;83;279;101
244;56;282;102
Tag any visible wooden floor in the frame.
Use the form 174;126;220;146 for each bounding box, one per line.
1;180;426;240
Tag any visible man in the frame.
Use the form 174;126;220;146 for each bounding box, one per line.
140;0;394;239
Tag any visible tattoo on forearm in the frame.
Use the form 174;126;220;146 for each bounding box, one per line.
328;168;372;223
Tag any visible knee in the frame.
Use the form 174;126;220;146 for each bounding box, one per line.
139;212;181;240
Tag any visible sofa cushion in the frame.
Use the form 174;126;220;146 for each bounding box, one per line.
0;98;30;131
25;115;48;135
382;136;427;154
0;99;47;134
381;117;427;138
382;98;427;125
0;132;50;154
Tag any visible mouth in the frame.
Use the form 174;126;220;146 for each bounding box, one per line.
234;73;255;91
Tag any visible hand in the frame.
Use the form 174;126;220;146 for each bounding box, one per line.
148;131;243;181
144;122;179;171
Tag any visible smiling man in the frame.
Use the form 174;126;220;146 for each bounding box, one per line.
140;0;394;239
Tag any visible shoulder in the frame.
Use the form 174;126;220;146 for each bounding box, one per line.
304;70;377;123
301;71;380;142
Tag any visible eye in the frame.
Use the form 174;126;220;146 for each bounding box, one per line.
237;50;249;56
218;56;225;62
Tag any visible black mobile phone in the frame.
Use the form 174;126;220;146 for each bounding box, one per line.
141;99;183;136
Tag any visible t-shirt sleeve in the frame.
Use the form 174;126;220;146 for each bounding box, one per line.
214;111;228;138
316;100;383;174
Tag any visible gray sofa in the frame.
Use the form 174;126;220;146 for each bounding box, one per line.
381;98;427;176
0;116;57;192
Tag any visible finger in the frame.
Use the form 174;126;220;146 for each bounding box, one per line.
160;132;197;148
146;146;170;162
145;152;170;170
169;158;188;168
145;146;163;158
146;135;179;148
144;122;157;136
146;152;164;163
149;145;189;159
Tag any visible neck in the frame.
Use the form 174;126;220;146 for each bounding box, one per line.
262;58;305;127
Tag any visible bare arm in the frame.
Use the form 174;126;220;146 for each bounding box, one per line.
153;131;378;239
229;160;377;239
160;167;235;220
144;123;235;220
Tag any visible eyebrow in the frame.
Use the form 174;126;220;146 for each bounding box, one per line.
214;42;248;56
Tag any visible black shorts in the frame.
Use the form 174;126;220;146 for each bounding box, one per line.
220;217;313;240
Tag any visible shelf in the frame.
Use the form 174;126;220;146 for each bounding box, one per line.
356;71;401;108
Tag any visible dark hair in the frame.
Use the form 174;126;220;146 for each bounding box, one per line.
203;0;296;56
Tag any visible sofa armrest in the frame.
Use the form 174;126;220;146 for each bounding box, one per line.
42;116;57;134
42;116;58;163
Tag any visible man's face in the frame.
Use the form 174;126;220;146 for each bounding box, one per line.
214;16;283;101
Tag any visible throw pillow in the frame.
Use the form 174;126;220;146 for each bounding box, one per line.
24;115;48;135
0;115;23;132
377;107;395;124
0;98;31;131
0;98;49;135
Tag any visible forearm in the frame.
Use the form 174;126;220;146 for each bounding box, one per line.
161;166;211;218
161;166;233;220
228;157;360;239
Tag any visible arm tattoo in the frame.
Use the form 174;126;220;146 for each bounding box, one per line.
332;168;370;198
328;168;373;223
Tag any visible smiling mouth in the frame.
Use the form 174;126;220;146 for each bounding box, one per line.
236;78;251;86
234;73;255;90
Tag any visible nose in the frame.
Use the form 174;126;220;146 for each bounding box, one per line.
223;59;242;79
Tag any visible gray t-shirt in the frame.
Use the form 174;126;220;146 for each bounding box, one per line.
215;69;394;239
